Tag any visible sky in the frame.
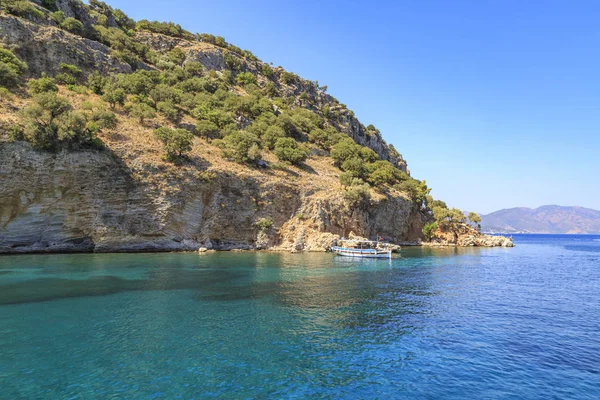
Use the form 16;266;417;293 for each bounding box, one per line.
105;0;600;214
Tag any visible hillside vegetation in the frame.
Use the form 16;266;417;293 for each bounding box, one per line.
0;0;488;252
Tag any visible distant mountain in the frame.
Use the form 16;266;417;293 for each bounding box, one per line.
480;205;600;234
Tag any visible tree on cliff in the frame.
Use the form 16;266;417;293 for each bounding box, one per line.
468;212;482;231
433;206;467;244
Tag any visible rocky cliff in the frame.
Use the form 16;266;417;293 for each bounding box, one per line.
0;141;424;253
0;142;423;253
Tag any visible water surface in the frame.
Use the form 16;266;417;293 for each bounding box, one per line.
0;235;599;399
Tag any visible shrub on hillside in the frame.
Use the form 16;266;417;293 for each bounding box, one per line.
422;222;438;241
195;119;219;140
2;0;44;19
0;48;28;87
136;20;194;40
261;125;285;150
157;101;180;123
274;137;308;165
167;48;186;66
154;127;193;162
101;84;126;110
330;137;360;165
90;108;117;129
308;128;332;151
60;18;84;35
18;93;101;150
341;157;367;180
49;11;65;25
125;102;156;124
215;131;261;164
224;53;241;70
255;217;273;232
27;75;58;95
261;64;274;78
184;61;204;77
281;71;296;85
236;72;257;86
87;72;107;94
343;184;371;209
396;179;430;207
366;160;405;186
56;63;82;85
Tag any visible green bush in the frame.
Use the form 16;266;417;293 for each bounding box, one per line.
66;84;88;94
167;48;186;66
396;179;430;206
331;137;360;165
236;72;257;86
154;127;194;162
117;71;157;95
0;87;13;100
422;222;438;241
28;75;58;95
96;14;109;27
224;53;242;70
261;125;285;150
343;184;371;209
184;61;204;77
196;119;219;140
49;11;65;25
101;84;126;110
360;147;378;163
366;160;404;186
87;72;107;94
19;93;101;150
56;63;82;85
3;0;44;19
112;8;136;30
157;100;180;122
216;131;261;164
149;84;181;107
136;20;194;40
60;18;84;35
339;171;356;187
431;199;448;209
281;71;296;85
261;64;274;78
90;108;117;129
0;48;28;87
341;157;367;179
273;137;308;165
125;102;156;123
255;217;273;232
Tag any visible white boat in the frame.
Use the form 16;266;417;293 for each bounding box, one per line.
331;240;393;259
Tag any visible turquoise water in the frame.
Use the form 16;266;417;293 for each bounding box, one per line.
0;235;599;399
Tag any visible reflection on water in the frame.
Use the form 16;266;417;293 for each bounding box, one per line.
0;236;599;399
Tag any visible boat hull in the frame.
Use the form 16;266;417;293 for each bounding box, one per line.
331;247;392;259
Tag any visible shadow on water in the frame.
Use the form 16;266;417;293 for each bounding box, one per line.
0;267;247;306
0;251;447;313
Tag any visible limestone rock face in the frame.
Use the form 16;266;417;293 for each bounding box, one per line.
273;195;423;252
0;14;132;77
0;143;423;253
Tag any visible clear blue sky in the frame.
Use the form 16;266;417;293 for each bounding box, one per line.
106;0;600;214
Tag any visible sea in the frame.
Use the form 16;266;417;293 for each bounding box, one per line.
0;234;598;399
